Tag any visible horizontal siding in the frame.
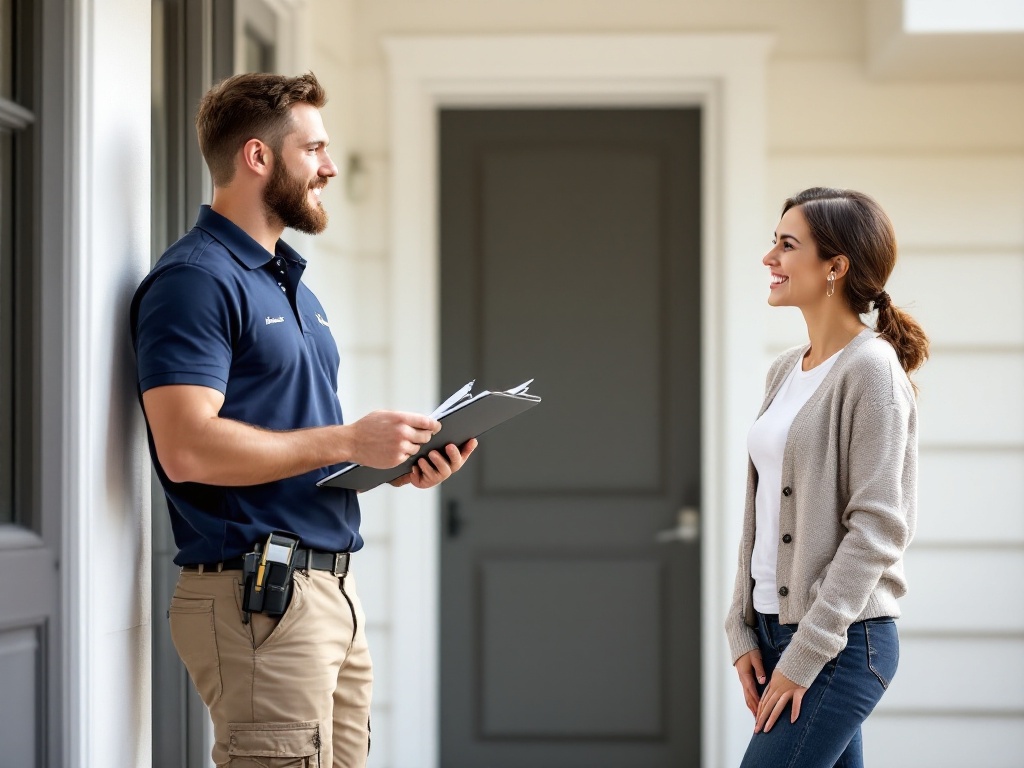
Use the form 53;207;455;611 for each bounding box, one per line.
916;351;1024;447
337;349;391;421
863;716;1024;768
767;154;1024;249
768;59;1024;153
879;636;1024;713
899;549;1024;634
917;449;1024;545
355;541;391;626
355;481;393;541
889;250;1024;349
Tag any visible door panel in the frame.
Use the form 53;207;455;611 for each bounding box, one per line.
440;108;702;768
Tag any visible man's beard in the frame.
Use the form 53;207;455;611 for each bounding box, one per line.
263;160;329;235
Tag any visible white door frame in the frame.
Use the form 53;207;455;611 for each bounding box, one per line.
384;34;772;768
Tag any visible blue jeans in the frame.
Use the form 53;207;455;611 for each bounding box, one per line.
739;612;899;768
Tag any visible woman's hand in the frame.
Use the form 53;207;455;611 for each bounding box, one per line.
754;669;807;733
734;649;766;718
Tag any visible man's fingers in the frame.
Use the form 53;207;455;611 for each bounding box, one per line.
395;411;442;434
405;428;435;446
388;472;413;488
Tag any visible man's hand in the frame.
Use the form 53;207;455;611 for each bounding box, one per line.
389;439;478;489
345;410;441;469
734;649;766;718
754;669;807;733
142;384;443;486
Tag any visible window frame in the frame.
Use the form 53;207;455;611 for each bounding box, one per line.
0;0;39;531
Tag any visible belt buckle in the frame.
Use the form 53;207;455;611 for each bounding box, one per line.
332;552;348;577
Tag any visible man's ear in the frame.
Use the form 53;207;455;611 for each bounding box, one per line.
240;138;273;177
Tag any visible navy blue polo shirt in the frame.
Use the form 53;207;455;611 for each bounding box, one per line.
130;206;361;565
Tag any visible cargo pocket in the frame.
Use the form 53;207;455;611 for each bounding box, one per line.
168;596;222;706
227;720;321;768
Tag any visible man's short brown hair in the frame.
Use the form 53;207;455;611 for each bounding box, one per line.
195;72;327;187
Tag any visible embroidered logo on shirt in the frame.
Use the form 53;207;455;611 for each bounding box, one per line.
316;313;330;328
265;316;285;325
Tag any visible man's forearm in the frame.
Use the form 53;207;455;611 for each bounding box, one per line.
158;416;354;486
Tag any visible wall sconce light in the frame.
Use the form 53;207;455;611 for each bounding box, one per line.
345;153;370;204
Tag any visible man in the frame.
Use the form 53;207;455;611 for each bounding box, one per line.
131;72;475;767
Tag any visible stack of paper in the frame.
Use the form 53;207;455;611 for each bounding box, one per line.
317;379;541;491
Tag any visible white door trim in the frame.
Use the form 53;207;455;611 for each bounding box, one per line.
384;34;773;768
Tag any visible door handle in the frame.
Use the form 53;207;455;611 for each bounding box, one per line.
656;507;700;543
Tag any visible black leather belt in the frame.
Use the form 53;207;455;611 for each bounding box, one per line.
182;549;351;576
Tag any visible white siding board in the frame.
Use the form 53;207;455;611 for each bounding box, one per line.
365;625;391;706
355;542;391;627
355;483;393;541
879;636;1024;712
349;154;391;253
899;549;1024;633
305;255;390;351
353;66;389;153
767;154;1024;249
338;349;390;423
915;352;1024;447
917;450;1024;545
889;251;1024;348
768;59;1024;153
863;717;1024;768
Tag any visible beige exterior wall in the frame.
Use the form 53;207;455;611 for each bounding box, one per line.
302;2;1024;766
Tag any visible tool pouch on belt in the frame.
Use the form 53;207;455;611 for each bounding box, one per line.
242;531;299;618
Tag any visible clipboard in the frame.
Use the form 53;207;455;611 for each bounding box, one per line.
317;381;541;492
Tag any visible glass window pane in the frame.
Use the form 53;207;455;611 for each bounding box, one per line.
0;0;12;100
0;126;13;524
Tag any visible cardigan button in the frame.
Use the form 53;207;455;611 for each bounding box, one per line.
782;486;792;497
782;534;792;544
778;586;789;597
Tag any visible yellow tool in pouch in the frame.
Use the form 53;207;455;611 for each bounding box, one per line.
242;531;299;619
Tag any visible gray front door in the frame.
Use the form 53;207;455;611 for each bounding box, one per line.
439;108;702;767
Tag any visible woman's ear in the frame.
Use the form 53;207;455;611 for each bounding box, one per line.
830;255;850;280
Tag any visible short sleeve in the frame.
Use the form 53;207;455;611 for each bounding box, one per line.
134;265;236;394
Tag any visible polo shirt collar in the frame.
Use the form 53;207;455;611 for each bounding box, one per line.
195;205;308;270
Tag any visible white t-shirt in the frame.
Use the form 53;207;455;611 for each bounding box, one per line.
748;349;843;613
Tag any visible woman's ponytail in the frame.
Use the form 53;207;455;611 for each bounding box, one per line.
874;295;929;384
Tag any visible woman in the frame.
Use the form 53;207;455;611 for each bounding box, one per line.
725;187;928;767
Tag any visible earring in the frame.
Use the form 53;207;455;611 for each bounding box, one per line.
826;271;836;298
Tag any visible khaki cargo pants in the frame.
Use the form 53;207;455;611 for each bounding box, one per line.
169;568;372;767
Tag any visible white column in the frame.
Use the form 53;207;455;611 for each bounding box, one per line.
65;0;153;765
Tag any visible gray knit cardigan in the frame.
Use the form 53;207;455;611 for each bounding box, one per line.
725;328;918;687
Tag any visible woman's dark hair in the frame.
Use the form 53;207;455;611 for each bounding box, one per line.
782;187;929;383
